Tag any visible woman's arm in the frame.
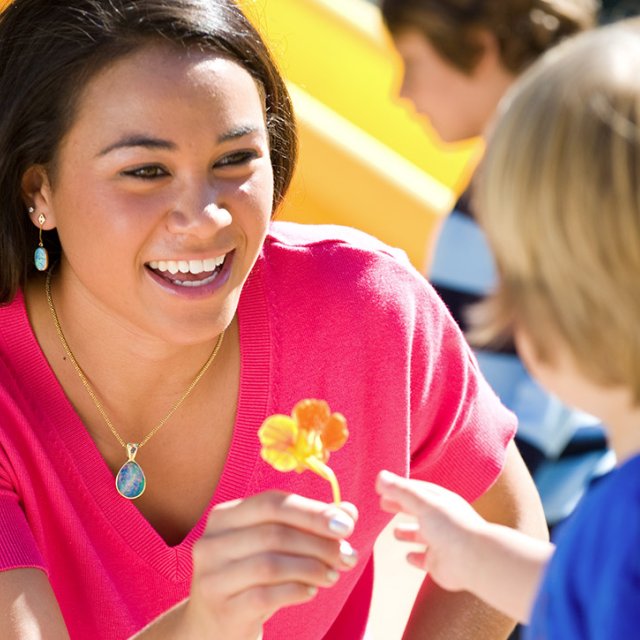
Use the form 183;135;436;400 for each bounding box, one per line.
0;569;70;640
2;493;358;640
386;441;550;638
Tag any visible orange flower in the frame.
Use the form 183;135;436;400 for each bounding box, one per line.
258;399;348;503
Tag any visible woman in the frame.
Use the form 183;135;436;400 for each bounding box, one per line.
0;1;545;638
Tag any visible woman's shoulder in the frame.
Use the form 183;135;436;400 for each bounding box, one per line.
261;221;437;310
265;221;412;266
257;221;455;329
262;221;428;294
0;290;28;345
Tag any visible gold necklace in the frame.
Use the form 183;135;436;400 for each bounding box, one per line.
45;270;225;500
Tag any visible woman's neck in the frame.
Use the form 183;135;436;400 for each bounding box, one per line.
23;271;234;443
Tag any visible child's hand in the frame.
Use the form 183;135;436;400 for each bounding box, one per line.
376;470;488;592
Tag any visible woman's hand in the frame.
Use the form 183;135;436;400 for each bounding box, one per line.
184;491;359;640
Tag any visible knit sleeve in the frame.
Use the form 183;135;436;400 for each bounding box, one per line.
0;452;46;573
408;274;517;504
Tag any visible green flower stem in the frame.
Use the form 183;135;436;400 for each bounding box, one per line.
304;456;341;504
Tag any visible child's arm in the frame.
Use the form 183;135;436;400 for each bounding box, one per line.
376;470;554;624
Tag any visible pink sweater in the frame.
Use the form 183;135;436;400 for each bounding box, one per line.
0;222;515;639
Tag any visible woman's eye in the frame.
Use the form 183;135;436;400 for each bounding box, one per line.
122;165;167;179
215;150;258;168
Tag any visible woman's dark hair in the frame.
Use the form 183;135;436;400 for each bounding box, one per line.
381;0;597;74
0;0;297;302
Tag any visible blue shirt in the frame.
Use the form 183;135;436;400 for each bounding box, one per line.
525;454;640;639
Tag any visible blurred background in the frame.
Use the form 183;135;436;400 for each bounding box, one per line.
238;0;481;273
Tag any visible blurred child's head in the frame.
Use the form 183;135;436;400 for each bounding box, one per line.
380;0;597;142
472;18;640;424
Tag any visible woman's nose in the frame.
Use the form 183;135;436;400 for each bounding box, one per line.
166;186;232;237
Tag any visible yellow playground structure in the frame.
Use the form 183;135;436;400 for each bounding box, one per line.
240;0;480;270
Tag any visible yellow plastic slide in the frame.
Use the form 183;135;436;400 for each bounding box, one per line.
240;0;480;269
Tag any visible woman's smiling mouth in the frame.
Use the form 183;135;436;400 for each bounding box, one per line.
146;254;229;289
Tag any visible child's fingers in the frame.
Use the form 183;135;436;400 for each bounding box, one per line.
393;522;423;544
379;496;404;515
406;550;428;571
376;470;441;517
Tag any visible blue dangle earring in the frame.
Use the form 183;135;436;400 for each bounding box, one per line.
31;207;49;272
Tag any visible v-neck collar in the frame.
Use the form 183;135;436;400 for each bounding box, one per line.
3;261;271;581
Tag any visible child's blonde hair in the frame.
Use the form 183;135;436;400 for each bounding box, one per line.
472;18;640;402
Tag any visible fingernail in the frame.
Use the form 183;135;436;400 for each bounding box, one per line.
339;540;358;568
328;511;352;535
378;470;395;486
307;585;318;597
326;569;339;584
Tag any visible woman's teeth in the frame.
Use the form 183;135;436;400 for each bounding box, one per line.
148;256;225;276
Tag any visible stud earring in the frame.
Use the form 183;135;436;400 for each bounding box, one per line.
32;207;49;272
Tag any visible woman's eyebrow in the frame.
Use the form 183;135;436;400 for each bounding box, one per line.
217;124;262;143
96;125;262;158
97;135;176;157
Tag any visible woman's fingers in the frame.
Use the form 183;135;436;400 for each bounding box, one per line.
232;580;321;614
195;522;358;582
192;491;360;615
200;492;359;577
197;550;343;600
185;491;362;639
209;491;358;540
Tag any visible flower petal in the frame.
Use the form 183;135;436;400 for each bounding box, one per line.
260;447;300;472
320;413;349;451
258;414;297;449
258;415;301;472
258;401;348;503
292;399;331;433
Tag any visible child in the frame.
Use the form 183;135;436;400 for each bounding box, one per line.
377;17;640;639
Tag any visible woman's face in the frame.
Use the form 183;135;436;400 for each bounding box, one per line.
30;42;274;345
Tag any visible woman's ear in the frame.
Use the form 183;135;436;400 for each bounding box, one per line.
21;165;56;229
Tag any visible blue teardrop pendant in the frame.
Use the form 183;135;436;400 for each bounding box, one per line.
115;443;146;499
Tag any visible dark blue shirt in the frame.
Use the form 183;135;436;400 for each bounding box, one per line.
525;454;640;639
